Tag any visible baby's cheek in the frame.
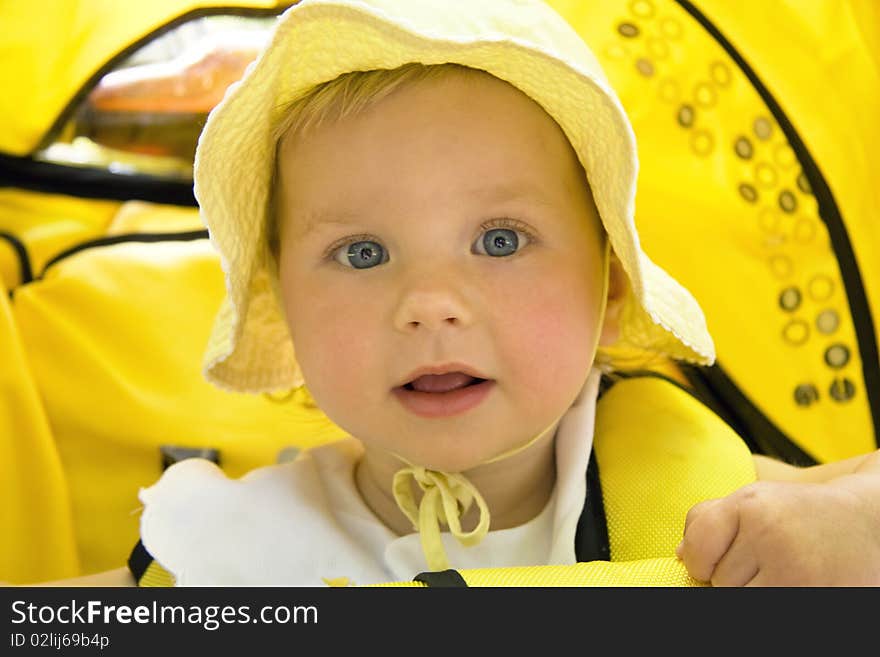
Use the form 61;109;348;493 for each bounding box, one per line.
294;312;376;406
503;283;598;391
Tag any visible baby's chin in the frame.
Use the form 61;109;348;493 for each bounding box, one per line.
352;434;492;474
403;453;487;475
383;440;513;475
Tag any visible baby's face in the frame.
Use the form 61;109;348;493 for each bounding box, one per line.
276;71;611;472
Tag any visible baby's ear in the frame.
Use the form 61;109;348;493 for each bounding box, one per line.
598;251;628;347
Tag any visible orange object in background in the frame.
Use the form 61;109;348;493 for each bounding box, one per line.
78;37;262;159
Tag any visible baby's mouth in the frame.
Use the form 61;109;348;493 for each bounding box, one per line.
403;372;488;393
392;370;495;418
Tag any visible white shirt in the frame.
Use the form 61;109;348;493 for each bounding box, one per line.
139;370;601;586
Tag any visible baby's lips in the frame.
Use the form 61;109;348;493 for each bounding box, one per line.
409;372;477;393
394;362;490;390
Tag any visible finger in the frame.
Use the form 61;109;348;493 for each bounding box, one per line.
709;533;759;587
679;497;715;542
744;570;763;587
677;497;741;583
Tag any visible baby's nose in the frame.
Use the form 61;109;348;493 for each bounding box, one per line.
392;280;474;333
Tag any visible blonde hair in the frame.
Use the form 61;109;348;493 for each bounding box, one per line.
267;63;476;257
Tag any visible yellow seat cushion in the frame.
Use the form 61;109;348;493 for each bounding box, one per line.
13;236;346;575
0;276;79;583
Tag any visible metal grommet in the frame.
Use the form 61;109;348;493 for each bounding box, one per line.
782;319;810;346
793;383;819;407
604;43;629;59
755;162;778;188
754;116;773;140
773;143;797;169
738;183;758;203
824;343;851;369
793;217;816;243
709;61;732;87
677;104;695;127
690;129;714;156
658;78;680;102
647;37;669;59
815;309;840;335
779;286;802;312
660;17;682;39
629;0;655;18
636;58;655;77
758;207;781;234
807;274;835;301
618;22;640;37
734;136;753;159
769;254;794;279
694;82;717;107
829;377;856;402
778;189;798;213
763;233;786;249
797;171;812;194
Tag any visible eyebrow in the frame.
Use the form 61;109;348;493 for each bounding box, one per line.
289;181;558;239
469;181;558;207
287;211;363;240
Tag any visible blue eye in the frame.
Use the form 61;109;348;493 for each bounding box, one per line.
479;228;520;257
335;240;387;269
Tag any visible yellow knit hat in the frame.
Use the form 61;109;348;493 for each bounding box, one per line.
194;0;715;394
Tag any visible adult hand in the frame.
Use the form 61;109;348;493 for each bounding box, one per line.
676;453;880;586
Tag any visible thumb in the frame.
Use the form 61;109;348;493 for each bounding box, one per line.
676;496;740;583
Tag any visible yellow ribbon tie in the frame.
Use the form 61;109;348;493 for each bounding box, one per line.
392;465;490;572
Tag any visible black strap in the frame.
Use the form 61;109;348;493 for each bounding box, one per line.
413;569;469;587
0;153;198;206
574;449;611;562
680;363;818;466
0;231;33;286
38;229;208;279
572;375;615;562
127;539;153;583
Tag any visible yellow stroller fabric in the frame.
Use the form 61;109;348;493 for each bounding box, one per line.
130;375;756;587
0;277;79;584
0;2;292;292
550;0;880;465
13;231;346;577
3;0;877;584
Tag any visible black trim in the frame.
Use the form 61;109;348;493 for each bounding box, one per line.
0;231;34;285
674;0;879;449
413;570;469;587
0;154;197;206
681;364;818;466
574;449;611;562
607;369;818;465
127;540;153;583
37;229;209;279
3;7;295;204
602;369;695;399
